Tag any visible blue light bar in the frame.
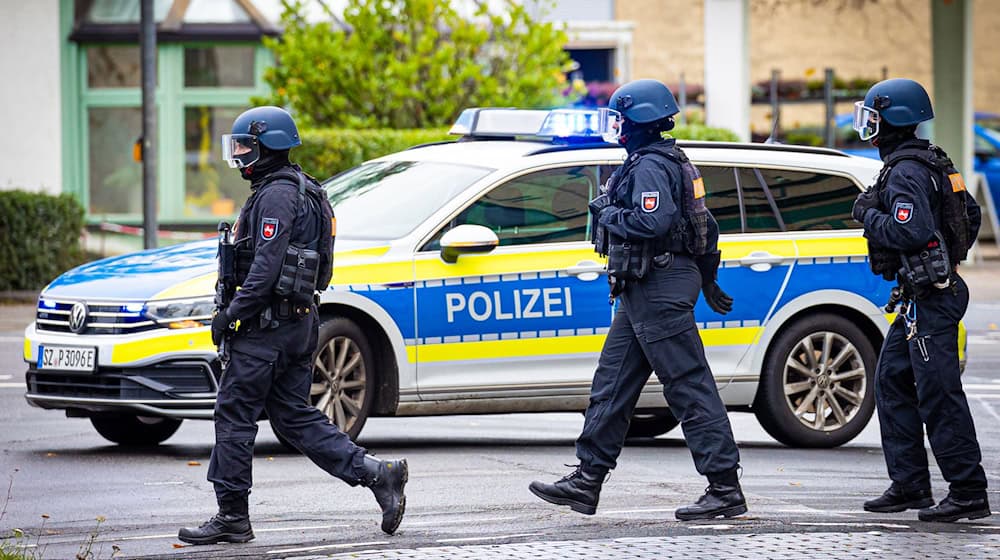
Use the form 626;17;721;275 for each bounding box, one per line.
450;108;620;143
40;298;57;309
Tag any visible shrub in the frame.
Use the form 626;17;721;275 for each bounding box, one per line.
670;124;742;142
0;191;85;291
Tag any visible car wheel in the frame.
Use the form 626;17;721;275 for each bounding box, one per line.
754;313;876;448
313;317;374;441
90;415;182;446
626;411;680;439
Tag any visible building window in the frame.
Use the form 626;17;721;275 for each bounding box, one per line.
87;107;143;215
184;106;248;217
87;46;145;88
184;46;256;87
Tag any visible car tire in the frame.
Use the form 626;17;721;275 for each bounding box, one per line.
754;313;877;448
626;411;680;439
312;316;375;441
90;415;182;446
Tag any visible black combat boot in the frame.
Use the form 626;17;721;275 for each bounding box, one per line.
675;469;747;521
863;483;934;513
177;492;254;545
361;455;408;535
528;464;606;515
918;494;991;522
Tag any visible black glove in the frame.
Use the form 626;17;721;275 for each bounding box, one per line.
588;193;611;215
852;189;879;224
702;282;734;315
211;309;232;347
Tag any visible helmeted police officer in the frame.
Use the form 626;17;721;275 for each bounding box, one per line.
178;106;408;545
529;79;746;520
851;79;989;522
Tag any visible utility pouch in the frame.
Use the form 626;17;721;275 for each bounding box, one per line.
588;193;611;256
608;241;650;280
899;232;951;293
235;244;254;283
275;244;321;304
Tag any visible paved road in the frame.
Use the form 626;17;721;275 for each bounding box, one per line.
1;274;999;559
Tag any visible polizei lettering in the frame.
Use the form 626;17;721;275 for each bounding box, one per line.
445;287;573;323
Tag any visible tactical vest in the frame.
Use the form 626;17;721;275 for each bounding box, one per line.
875;144;971;267
235;168;336;301
611;143;714;256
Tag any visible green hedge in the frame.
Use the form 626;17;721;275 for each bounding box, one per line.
295;123;740;180
670;123;741;142
296;128;452;179
0;191;85;291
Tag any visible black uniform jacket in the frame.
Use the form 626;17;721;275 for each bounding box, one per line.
600;139;684;242
228;165;320;323
863;140;982;254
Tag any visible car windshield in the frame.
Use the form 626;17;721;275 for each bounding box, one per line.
323;160;494;240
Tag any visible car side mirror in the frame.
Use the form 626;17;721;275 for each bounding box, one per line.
439;224;499;264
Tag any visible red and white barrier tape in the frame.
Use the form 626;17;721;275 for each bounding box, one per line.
96;222;216;240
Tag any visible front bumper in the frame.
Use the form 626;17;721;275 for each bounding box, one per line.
23;322;220;419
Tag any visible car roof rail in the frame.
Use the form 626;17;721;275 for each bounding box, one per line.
675;141;851;157
527;140;852;158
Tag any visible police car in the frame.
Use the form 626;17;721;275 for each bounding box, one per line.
24;108;964;448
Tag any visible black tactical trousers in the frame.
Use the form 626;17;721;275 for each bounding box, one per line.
875;275;988;499
576;255;741;476
208;310;367;499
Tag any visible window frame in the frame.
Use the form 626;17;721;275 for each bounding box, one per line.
62;17;272;224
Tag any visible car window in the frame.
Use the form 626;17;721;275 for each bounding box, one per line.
699;165;858;234
976;133;998;156
698;165;746;235
754;168;859;231
323;161;493;240
423;165;600;251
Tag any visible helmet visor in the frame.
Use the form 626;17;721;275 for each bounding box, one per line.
600;108;623;144
853;102;880;141
221;133;260;169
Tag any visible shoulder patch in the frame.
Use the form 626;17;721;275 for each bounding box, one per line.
261;217;279;240
641;191;660;212
893;201;914;224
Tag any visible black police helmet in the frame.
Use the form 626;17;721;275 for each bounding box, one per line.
863;78;934;128
231;106;301;150
609;79;680;124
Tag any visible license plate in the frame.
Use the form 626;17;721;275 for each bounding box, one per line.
37;345;97;372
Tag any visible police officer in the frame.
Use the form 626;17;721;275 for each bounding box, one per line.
529;79;746;520
851;79;989;522
178;107;407;544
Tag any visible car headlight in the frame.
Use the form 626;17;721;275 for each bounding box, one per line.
144;297;215;329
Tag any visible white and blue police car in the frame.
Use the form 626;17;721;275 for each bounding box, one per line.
25;108;962;448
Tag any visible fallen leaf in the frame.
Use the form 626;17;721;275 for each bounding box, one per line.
41;514;50;519
187;461;201;466
46;452;57;457
172;543;185;549
789;482;802;486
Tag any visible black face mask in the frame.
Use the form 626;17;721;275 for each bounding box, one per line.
619;118;672;153
241;147;290;185
874;122;917;160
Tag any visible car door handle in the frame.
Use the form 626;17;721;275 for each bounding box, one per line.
739;252;784;272
566;261;604;280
